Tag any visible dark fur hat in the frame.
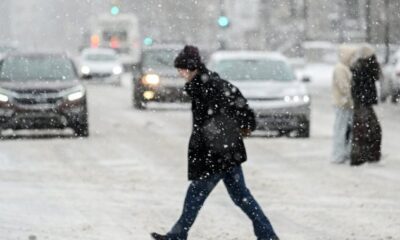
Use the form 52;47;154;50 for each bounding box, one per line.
174;45;202;71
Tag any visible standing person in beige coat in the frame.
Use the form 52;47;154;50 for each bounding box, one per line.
331;44;357;163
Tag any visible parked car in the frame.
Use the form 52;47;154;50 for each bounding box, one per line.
78;48;123;85
0;53;89;137
132;45;188;109
208;51;311;137
381;50;400;103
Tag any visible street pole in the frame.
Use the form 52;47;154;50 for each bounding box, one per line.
365;0;371;42
218;0;226;50
303;0;308;41
384;0;390;64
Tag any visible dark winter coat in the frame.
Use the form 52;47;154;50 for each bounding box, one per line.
350;54;381;107
350;53;382;165
184;66;256;180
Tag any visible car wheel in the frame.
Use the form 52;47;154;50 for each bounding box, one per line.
391;91;400;104
72;109;89;137
295;121;310;138
73;122;89;137
380;94;387;103
133;92;146;109
133;98;146;109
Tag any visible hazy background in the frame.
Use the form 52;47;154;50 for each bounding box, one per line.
1;0;400;56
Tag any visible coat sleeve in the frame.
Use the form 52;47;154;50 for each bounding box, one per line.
333;66;352;97
332;65;353;108
204;79;256;131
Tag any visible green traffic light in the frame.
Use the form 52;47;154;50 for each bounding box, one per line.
143;37;153;46
218;16;229;28
111;6;120;15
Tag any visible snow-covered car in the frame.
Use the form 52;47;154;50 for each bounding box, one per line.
0;53;89;137
78;48;123;85
208;51;311;137
381;50;400;103
132;45;188;109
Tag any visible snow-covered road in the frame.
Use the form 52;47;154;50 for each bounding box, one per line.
0;80;399;240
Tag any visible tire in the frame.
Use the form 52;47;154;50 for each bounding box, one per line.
391;91;400;104
73;109;89;137
133;98;146;109
295;121;310;138
380;94;387;103
133;91;146;109
73;122;89;137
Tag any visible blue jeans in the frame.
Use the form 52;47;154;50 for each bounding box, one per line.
332;107;353;163
168;166;278;240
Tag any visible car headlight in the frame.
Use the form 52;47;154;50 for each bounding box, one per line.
67;91;85;101
113;66;123;75
81;66;90;75
63;86;85;102
0;93;9;102
142;74;160;85
284;95;310;103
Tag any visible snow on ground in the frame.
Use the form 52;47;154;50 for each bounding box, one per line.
0;72;399;239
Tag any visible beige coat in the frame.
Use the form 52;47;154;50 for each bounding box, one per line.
332;45;357;108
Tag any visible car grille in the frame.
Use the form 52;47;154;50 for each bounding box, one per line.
91;73;112;78
14;97;63;105
11;89;60;94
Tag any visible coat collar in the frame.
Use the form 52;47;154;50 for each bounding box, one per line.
184;67;211;97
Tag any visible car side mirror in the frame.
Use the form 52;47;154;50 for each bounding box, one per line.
302;76;311;83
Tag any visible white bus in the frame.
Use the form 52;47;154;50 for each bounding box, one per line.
90;14;141;71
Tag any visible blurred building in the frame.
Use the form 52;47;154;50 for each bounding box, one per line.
0;0;398;53
222;0;399;54
0;1;12;42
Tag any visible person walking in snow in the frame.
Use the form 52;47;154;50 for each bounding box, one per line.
349;44;382;166
151;45;279;240
331;44;357;164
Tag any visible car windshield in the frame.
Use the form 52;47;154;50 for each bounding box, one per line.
0;56;77;81
210;58;296;81
142;49;179;69
85;53;117;62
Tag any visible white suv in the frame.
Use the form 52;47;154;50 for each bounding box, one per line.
381;50;400;103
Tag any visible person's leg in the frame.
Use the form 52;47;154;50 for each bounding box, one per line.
223;166;278;240
344;108;353;161
167;175;220;239
366;107;382;162
332;107;349;163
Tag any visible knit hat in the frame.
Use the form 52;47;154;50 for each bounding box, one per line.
174;45;203;71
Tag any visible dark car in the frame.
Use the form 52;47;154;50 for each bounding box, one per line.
132;45;188;109
0;53;89;137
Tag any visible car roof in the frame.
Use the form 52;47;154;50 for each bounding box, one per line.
209;51;289;63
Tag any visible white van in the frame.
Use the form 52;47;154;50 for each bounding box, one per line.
90;14;141;71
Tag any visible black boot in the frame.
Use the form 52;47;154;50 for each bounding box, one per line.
151;233;169;240
151;232;186;240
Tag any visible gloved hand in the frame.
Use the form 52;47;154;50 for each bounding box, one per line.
240;128;252;137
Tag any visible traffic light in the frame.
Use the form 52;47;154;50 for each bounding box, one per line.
218;16;230;28
90;35;100;48
143;37;153;46
110;5;120;15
